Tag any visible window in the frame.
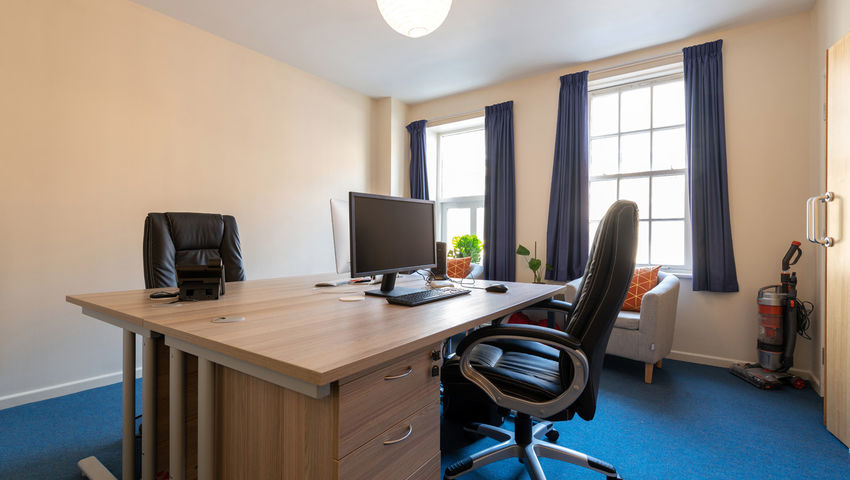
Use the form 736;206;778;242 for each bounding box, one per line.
588;68;690;270
426;117;486;246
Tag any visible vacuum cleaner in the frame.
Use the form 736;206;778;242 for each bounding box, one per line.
730;241;812;390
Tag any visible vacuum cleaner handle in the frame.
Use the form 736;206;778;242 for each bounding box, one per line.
781;241;802;271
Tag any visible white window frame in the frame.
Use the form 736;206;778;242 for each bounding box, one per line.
588;68;692;273
427;118;486;245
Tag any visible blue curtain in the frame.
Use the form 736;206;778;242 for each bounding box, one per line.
407;119;429;200
483;101;516;282
545;71;589;282
683;40;739;292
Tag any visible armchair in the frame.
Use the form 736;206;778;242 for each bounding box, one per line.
564;271;680;383
442;200;638;480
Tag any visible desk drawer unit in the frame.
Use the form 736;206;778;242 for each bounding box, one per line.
337;401;440;480
163;343;443;479
407;452;442;480
337;344;441;458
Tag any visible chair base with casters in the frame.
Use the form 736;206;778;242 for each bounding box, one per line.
444;412;622;480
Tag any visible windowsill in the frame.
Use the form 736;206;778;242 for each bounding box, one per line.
664;270;692;279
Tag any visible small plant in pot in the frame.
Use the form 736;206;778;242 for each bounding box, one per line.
516;241;552;283
449;234;483;264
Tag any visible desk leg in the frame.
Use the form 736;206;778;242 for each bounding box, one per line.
142;337;157;480
198;357;214;480
169;348;185;480
122;331;135;480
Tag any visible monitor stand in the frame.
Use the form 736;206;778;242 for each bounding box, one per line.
364;272;423;298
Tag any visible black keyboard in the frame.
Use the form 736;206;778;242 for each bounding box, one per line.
386;287;471;306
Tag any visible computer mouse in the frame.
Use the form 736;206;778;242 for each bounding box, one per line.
485;283;508;293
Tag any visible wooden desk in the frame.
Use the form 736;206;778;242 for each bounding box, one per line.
68;274;565;479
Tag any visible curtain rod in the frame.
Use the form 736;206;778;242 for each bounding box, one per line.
424;50;682;123
589;50;682;75
426;108;484;124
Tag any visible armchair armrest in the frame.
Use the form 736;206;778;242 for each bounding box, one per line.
563;277;583;303
638;273;680;359
456;324;589;418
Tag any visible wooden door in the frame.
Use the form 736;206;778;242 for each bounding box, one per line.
825;31;850;448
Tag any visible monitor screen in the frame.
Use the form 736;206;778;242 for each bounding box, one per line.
329;198;350;274
349;192;436;277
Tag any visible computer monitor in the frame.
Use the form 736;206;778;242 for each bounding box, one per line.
349;192;436;297
329;198;350;274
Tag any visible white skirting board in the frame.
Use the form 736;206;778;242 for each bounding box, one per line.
668;350;822;396
1;351;824;409
0;366;143;410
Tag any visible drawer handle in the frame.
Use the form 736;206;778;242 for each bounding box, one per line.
383;425;413;445
383;367;413;380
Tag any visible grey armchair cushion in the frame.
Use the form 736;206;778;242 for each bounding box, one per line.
614;311;640;330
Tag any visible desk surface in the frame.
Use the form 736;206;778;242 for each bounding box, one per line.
67;274;565;386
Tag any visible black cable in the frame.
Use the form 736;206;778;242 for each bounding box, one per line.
416;268;477;289
792;297;814;340
414;269;434;286
449;273;476;288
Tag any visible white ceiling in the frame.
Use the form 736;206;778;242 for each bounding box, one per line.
132;0;814;103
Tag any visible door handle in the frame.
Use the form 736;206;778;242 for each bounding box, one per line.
806;192;834;247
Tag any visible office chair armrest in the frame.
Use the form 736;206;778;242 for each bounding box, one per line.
456;324;589;419
523;298;573;314
492;299;574;326
455;324;579;355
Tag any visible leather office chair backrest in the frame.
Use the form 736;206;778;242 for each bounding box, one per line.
564;200;638;420
143;212;246;289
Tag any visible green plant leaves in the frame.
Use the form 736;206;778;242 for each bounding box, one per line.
450;234;483;264
516;244;530;256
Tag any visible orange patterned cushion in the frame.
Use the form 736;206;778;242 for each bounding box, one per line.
447;257;472;279
622;265;661;312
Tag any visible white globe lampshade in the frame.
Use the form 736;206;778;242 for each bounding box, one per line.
377;0;453;38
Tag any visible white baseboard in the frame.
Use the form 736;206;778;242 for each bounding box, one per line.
1;352;825;410
667;350;750;368
668;350;820;392
0;367;143;411
808;374;823;396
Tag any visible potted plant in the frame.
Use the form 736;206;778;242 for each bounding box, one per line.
516;241;552;283
449;234;483;264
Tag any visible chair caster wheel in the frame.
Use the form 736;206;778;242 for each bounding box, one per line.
545;429;559;442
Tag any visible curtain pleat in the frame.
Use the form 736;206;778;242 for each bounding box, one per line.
683;40;739;292
546;71;589;281
407;119;429;200
483;101;517;281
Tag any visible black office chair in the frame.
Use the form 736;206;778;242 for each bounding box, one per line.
143;212;246;288
443;200;638;480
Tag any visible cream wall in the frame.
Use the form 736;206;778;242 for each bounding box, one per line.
0;0;373;406
810;0;850;392
370;97;409;196
407;13;821;380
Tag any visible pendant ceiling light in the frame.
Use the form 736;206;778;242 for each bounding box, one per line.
377;0;453;38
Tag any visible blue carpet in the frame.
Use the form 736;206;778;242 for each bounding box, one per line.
0;358;847;479
441;357;849;479
0;380;140;480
